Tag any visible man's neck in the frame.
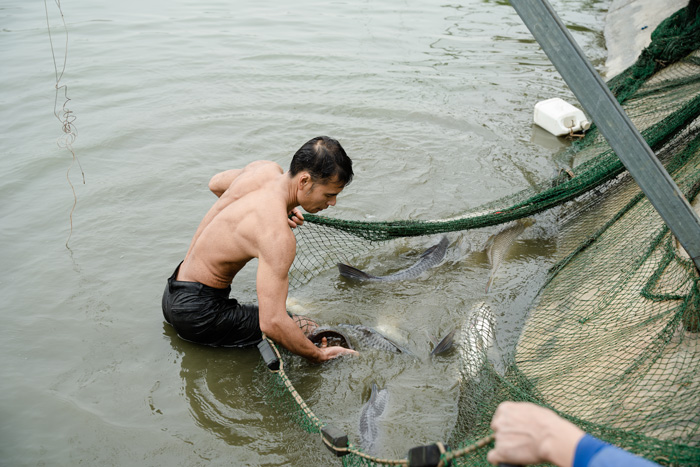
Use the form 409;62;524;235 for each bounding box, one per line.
284;171;301;213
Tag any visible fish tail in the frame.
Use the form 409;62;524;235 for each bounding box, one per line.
337;263;374;281
369;382;379;402
485;275;494;293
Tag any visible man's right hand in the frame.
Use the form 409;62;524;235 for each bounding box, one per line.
315;336;358;362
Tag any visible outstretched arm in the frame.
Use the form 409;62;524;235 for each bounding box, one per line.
256;231;356;363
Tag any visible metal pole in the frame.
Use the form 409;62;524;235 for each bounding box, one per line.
511;0;700;271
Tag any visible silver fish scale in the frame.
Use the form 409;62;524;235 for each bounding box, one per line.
460;302;496;379
339;236;448;282
485;218;534;292
370;236;448;281
337;324;407;353
359;383;389;455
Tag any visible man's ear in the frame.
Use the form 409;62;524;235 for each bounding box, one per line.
298;172;312;189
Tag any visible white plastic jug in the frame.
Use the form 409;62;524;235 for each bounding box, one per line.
533;98;591;136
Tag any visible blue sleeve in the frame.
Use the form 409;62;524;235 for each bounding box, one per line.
574;434;661;467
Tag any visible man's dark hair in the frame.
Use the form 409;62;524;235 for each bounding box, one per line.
289;136;353;186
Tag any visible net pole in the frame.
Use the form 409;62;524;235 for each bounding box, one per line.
511;0;700;272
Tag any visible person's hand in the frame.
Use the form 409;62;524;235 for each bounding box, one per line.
288;208;304;229
487;402;585;467
316;336;358;361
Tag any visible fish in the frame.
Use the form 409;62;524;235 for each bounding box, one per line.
430;327;457;356
337;236;449;282
337;324;409;354
359;382;389;455
484;218;534;292
307;327;354;350
460;301;496;379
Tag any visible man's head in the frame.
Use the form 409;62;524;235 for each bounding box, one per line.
290;136;353;213
289;136;353;186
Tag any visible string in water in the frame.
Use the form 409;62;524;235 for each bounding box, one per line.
44;0;83;248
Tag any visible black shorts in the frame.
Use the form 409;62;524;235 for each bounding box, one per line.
162;263;262;347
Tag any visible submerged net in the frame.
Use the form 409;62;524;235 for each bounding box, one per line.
262;3;700;466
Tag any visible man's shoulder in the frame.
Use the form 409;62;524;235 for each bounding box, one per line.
243;160;284;173
234;161;285;188
218;161;284;201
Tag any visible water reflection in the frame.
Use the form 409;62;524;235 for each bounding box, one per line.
164;324;262;442
530;124;572;152
164;322;361;464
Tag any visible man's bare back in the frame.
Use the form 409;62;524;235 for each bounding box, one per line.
162;136;357;362
177;161;291;289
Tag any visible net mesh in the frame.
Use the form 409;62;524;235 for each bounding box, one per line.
261;3;700;465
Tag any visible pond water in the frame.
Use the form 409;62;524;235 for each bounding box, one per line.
1;1;609;465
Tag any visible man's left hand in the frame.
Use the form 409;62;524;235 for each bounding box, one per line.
288;208;304;229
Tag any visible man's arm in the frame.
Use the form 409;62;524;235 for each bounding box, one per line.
256;232;355;363
487;402;662;467
574;434;661;467
209;169;243;197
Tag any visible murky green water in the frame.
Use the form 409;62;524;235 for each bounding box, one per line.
1;1;609;465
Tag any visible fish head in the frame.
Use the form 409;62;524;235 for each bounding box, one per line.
307;327;354;350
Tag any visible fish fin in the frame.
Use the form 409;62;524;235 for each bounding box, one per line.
431;327;457;355
427;331;438;347
337;263;374;280
368;382;379;403
363;383;388;417
486;260;502;292
420;244;440;258
485;274;494;293
483;234;496;252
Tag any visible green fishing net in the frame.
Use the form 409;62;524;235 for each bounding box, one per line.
261;3;700;466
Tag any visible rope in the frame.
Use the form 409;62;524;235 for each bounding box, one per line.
263;336;324;431
440;435;496;464
321;437;410;466
261;336;496;466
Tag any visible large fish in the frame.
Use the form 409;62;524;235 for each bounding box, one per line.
484;218;534;292
359;383;389;455
460;301;496;379
337;236;449;282
337;324;409;354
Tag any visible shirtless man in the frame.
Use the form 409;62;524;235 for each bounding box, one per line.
162;136;357;363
